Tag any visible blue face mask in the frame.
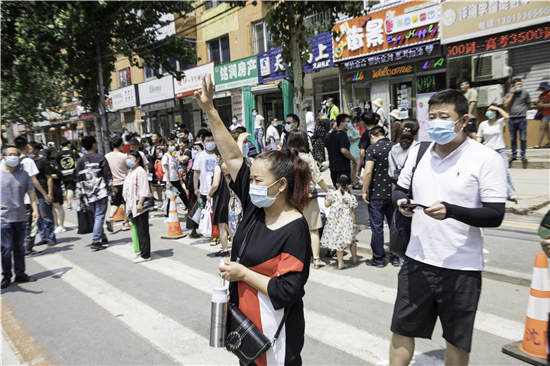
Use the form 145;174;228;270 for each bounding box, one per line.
284;124;292;132
249;179;281;208
346;122;352;130
27;154;35;159
515;87;522;92
126;159;136;168
5;156;20;167
428;118;463;145
243;143;249;158
205;141;216;151
485;111;496;119
169;146;176;153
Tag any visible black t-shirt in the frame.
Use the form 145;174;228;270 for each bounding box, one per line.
365;138;395;200
178;149;192;172
34;157;51;199
326;129;351;172
358;128;371;154
55;150;79;181
229;163;310;365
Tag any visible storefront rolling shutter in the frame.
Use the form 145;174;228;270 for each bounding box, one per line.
509;44;550;102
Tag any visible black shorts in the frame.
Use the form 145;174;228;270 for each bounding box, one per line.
64;180;76;192
465;118;477;133
152;176;166;188
111;185;125;206
390;257;481;353
330;170;350;188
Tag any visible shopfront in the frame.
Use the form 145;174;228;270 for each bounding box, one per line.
111;84;140;134
138;75;176;136
333;0;441;123
441;0;550;145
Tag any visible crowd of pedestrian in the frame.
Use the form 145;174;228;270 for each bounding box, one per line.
2;74;550;365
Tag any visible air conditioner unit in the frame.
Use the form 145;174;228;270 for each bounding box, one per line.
471;51;511;81
477;84;504;107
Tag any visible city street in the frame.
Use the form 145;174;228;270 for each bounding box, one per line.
1;201;543;365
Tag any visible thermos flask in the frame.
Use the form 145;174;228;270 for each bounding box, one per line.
210;262;228;348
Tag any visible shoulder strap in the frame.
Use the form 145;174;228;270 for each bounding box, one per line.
409;141;431;198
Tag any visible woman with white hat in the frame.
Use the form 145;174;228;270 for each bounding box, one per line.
372;98;386;126
389;109;403;143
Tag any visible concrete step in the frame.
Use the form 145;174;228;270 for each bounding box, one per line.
507;147;550;169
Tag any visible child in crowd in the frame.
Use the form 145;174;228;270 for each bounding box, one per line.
320;175;358;269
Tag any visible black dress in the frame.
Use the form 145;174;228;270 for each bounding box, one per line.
311;124;326;163
229;163;311;366
212;165;230;225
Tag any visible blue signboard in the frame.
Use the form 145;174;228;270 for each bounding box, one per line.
303;32;334;73
257;32;335;83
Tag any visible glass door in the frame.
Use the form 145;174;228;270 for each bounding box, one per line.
391;79;414;120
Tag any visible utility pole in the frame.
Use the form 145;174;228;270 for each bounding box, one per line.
94;25;110;155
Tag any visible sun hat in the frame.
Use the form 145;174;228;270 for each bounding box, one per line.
373;98;383;108
389;109;401;120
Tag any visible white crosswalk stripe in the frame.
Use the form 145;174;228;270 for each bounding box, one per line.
32;254;231;366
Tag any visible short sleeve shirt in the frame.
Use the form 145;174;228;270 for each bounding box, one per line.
34;157;52;199
504;90;531;118
192;151;218;196
464;88;478;115
55;150;79;181
477;118;506;150
326;130;351;172
396;138;507;271
19;157;39;205
1;168;34;223
254;114;264;129
365;138;395;199
161;153;179;182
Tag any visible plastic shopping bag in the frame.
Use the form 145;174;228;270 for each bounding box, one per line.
190;198;203;224
131;221;140;254
198;202;213;238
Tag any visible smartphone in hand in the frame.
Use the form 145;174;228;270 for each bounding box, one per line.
401;203;429;210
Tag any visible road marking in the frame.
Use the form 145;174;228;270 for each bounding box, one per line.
308;269;524;341
32;254;230;365
500;220;539;230
108;245;443;365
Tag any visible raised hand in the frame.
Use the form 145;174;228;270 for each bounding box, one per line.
194;74;215;113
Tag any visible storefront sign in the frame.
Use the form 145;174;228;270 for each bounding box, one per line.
339;41;441;72
174;62;216;98
303;32;334;73
419;56;445;70
214;56;258;92
344;63;414;83
141;99;175;113
446;23;550;58
258;47;289;83
111;85;138;111
441;0;550;45
333;0;440;62
138;76;174;105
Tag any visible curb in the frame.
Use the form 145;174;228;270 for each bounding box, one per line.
506;200;550;215
354;244;532;287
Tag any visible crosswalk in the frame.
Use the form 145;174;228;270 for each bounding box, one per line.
3;229;525;366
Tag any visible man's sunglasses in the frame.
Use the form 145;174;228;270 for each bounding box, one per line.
284;121;292;124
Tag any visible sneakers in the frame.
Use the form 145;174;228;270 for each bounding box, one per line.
210;238;219;246
391;258;402;267
91;243;106;251
164;218;169;224
14;274;37;283
121;223;131;231
215;250;230;257
47;240;57;247
54;226;67;234
25;250;43;257
521;156;528;163
365;259;386;268
101;238;109;245
106;217;114;232
34;240;47;246
154;201;163;209
133;256;151;264
1;276;10;289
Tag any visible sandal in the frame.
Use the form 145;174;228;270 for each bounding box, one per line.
543;144;550;148
337;264;349;270
534;145;541;149
351;258;358;265
313;258;326;269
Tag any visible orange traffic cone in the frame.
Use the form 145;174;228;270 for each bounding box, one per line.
113;207;125;222
503;253;550;365
160;195;185;239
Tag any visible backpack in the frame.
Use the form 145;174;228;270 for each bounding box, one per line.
154;159;164;180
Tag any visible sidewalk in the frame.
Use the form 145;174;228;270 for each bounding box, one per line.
508;146;550;169
506;168;550;214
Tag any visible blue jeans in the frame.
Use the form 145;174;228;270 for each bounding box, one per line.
1;221;27;279
508;117;527;158
255;127;264;152
495;148;517;198
368;199;397;263
88;197;108;243
37;198;56;243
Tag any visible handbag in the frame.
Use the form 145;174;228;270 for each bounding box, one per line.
198;202;213;237
389;141;431;259
226;213;290;365
142;197;155;209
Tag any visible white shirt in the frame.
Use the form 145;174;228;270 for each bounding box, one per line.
254;114;264;129
20;158;39;204
374;106;386;125
388;141;419;179
397;138;507;271
306;111;315;133
477;118;506;150
266;125;280;143
229;123;243;131
161;153;179;182
192;150;217;196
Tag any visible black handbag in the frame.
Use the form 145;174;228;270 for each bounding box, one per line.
142;197;155;209
226;213;290;365
389;141;431;259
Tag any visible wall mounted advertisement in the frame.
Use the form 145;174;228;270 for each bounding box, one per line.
138;76;174;105
174;62;216;99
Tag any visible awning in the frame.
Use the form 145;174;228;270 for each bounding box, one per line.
251;83;281;95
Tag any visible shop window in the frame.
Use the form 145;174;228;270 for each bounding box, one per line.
214;97;232;128
119;68;132;87
204;1;219;10
416;73;446;95
252;21;273;54
209;36;230;63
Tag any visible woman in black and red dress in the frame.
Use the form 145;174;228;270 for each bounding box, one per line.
195;74;312;366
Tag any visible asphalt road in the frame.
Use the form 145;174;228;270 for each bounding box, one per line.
1;207;538;365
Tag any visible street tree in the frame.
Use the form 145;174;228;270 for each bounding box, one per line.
1;1;198;151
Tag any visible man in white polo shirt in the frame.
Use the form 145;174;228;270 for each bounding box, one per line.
389;89;507;365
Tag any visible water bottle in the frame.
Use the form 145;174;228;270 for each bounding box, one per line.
210;260;228;348
30;220;38;237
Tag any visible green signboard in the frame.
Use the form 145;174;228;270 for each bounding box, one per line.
214;56;258;92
